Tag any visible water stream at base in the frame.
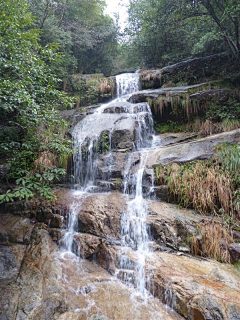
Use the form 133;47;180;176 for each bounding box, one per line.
58;72;181;319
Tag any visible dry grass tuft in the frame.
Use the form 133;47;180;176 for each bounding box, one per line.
168;163;235;215
154;144;240;232
140;70;160;82
190;220;233;262
96;78;114;95
34;150;57;172
221;118;240;132
199;119;240;137
200;119;221;137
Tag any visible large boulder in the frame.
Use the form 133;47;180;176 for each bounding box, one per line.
0;219;68;320
72;233;102;259
97;151;140;181
76;192;127;239
0;213;33;244
110;246;240;320
139;53;236;89
146;201;204;251
147;128;240;167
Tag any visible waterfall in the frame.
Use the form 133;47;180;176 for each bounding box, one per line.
71;71;153;189
118;152;151;296
60;204;78;253
60;71;167;310
116;72;140;98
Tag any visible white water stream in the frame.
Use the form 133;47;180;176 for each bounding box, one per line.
58;72;182;319
116;72;140;98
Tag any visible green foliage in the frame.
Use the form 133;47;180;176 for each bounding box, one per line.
126;0;192;68
235;262;240;272
206;99;240;122
98;132;110;154
0;166;66;203
78;80;100;105
0;0;73;203
215;143;240;184
126;0;240;69
27;0;118;76
192;31;223;55
154;121;182;134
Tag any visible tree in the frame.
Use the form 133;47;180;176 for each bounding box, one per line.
27;0;118;76
0;0;73;202
126;0;193;67
189;0;240;59
125;0;240;69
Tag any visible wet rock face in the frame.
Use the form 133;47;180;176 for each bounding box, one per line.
0;244;26;285
0;212;185;320
97;151;140;183
109;246;240;320
0;194;239;317
76;193;127;239
72;110;139;152
147;129;240;167
0;213;66;320
0;214;33;244
147;201;203;251
111;127;134;150
72;233;102;259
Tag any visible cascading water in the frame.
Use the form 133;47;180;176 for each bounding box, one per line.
58;72;183;319
71;71;153;188
60;203;78;253
61;71;146;252
116;72;140;98
118;152;151;296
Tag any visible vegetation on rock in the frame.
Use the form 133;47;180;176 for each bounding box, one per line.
187;220;234;263
155;143;240;231
149;87;240;136
65;74;115;107
154;142;240;262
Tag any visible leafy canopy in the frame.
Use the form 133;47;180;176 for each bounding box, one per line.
0;0;73;203
27;0;118;76
123;0;240;69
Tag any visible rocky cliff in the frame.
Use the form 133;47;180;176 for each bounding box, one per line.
0;67;240;320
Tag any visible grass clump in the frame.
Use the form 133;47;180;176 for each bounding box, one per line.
188;220;234;263
199;99;240;136
154;143;240;231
